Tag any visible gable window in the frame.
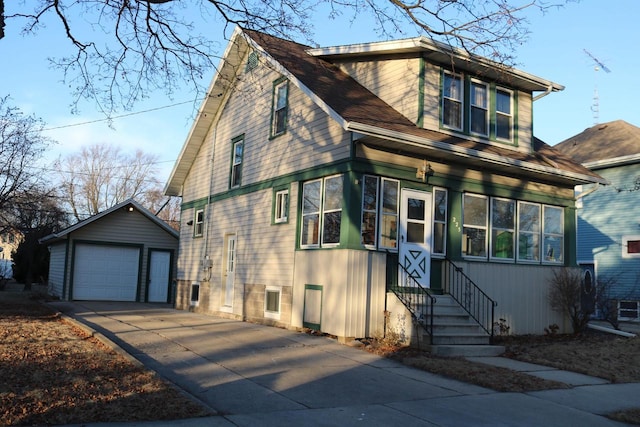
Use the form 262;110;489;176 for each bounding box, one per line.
230;136;244;188
496;88;513;141
490;198;515;260
442;72;463;130
301;175;343;248
194;209;204;237
623;236;640;258
470;80;489;136
543;205;563;263
274;189;289;224
271;79;288;137
462;194;488;258
432;188;448;255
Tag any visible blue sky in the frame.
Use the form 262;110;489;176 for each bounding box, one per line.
1;1;638;183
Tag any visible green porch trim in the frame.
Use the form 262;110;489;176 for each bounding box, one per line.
68;240;144;302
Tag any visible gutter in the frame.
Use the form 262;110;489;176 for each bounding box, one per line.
532;84;556;102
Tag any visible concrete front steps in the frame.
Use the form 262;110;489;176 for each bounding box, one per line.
418;294;504;357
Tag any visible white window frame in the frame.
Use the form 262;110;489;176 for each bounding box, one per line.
264;286;282;320
622;235;640;259
462;193;488;259
230;137;244;188
618;300;640;321
301;179;322;248
517;201;541;263
542;205;564;264
271;79;288;137
321;175;343;247
432;187;448;257
274;189;289;224
190;282;200;307
361;175;379;249
490;197;516;261
378;178;399;251
442;71;463;131
495;87;514;142
194;209;204;237
470;79;489;137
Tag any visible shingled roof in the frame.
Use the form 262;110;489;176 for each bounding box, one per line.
244;30;603;185
554;120;640;165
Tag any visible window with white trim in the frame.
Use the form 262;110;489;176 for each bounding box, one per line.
543;205;563;263
361;175;378;248
264;286;281;320
274;189;289;224
470;80;489;136
490;198;515;260
230;136;244;188
360;176;399;250
462;194;488;258
517;202;540;262
622;236;640;258
619;301;640;320
194;209;204;237
442;72;463;130
271;79;288;137
301;175;343;248
432;188;448;256
496;88;513;141
190;282;200;306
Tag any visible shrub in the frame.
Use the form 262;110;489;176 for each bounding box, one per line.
547;267;593;334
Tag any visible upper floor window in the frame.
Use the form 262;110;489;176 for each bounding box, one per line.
496;88;513;141
230;135;244;188
442;72;463;130
470;80;489;136
194;209;204;237
301;175;343;248
271;79;288;137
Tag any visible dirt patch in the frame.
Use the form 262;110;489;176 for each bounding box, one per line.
0;291;211;426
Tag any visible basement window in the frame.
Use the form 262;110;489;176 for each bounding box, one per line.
264;286;281;320
190;282;200;307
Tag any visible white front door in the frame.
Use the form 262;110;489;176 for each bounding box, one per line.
224;234;236;307
148;250;171;303
399;189;432;288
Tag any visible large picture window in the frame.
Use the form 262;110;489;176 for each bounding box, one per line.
301;175;343;248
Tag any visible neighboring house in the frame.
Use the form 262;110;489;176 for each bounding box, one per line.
40;199;178;302
165;27;604;345
0;228;21;262
555;120;640;321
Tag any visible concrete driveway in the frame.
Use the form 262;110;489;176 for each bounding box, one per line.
51;301;636;427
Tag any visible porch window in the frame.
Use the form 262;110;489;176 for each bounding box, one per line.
496;88;513;141
462;194;488;258
271;79;288;137
230;135;244;188
442;72;463;130
194;209;204;237
543;205;563;263
432;188;447;255
361;175;378;248
360;176;399;250
274;189;289;224
517;202;540;262
490;198;515;260
470;80;489;136
301;175;343;248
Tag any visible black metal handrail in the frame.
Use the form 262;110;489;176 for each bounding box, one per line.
443;257;496;337
386;251;436;345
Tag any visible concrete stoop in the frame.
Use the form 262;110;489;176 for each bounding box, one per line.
429;344;505;357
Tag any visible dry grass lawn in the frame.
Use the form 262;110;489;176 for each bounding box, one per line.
1;289;639;425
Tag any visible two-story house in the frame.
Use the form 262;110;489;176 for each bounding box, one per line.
165;27;604;347
555;120;640;322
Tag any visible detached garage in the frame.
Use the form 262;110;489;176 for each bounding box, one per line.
40;199;179;302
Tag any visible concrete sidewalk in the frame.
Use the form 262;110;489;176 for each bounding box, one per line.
50;301;636;426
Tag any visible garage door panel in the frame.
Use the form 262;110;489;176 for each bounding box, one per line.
73;244;140;301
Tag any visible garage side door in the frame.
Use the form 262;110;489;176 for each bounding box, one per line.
73;244;140;301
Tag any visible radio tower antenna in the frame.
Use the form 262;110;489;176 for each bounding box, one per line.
583;49;611;125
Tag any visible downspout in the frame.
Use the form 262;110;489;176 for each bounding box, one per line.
202;125;217;282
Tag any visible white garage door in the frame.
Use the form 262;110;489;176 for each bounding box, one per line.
73;244;140;301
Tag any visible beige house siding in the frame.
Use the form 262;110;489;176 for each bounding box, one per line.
292;249;387;339
338;57;421;124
